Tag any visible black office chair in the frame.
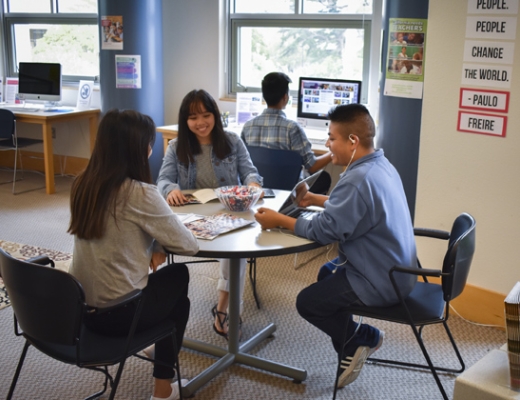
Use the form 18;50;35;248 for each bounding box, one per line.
0;109;44;194
333;213;476;400
0;248;183;400
246;145;303;190
245;145;303;309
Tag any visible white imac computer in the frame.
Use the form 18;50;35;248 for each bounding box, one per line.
17;62;62;107
297;76;362;131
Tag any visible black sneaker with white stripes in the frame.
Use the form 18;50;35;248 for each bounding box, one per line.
337;328;384;388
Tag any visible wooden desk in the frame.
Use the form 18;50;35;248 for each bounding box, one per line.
6;108;100;194
170;192;322;396
157;124;329;155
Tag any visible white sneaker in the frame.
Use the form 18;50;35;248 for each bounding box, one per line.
142;344;155;359
150;379;189;400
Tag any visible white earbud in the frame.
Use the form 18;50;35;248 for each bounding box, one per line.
349;135;355;144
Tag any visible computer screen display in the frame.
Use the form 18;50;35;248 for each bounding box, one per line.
18;62;62;102
297;77;362;122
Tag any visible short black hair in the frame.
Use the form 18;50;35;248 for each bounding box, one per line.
328;104;376;146
261;72;292;106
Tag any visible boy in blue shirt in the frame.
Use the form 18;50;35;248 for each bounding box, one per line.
254;103;417;388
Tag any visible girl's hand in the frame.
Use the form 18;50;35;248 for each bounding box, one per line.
248;182;264;199
167;189;188;206
150;252;166;273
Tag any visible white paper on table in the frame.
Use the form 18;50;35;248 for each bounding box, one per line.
175;213;205;224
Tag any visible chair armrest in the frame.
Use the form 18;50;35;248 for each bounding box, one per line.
391;265;442;278
26;255;55;268
389;266;442;304
94;289;143;314
414;227;450;240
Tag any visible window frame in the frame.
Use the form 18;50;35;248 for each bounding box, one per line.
2;12;99;83
228;6;375;104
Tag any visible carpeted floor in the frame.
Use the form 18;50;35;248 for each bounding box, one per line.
0;278;9;310
0;172;508;399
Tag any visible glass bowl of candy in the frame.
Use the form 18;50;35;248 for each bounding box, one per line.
214;185;262;212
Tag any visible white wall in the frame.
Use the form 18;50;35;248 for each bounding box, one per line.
416;1;520;295
162;0;232;124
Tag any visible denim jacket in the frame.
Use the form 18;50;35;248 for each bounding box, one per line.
157;130;262;198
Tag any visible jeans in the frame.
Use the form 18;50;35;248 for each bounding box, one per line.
217;258;246;314
296;258;373;355
86;263;190;380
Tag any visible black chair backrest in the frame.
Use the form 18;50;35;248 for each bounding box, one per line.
0;248;85;345
441;213;476;301
0;109;16;141
246;145;303;190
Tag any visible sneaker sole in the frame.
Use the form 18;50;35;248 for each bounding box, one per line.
337;330;385;388
337;345;370;388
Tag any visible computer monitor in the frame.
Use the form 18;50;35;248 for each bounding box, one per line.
17;62;62;103
297;77;362;129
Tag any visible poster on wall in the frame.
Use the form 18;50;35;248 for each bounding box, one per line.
236;92;264;125
384;18;427;99
115;55;141;89
101;16;123;50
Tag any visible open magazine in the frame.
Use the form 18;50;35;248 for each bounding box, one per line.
183;189;218;204
181;213;254;240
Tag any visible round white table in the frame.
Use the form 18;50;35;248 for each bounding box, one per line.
170;190;323;396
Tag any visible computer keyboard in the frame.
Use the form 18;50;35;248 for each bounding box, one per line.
308;137;327;146
2;106;41;112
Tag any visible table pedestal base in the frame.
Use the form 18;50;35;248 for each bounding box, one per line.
181;323;307;397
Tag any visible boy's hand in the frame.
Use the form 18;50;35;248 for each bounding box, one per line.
299;191;328;208
255;207;297;231
254;207;281;229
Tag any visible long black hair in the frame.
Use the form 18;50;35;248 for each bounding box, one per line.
176;89;231;165
68;109;156;240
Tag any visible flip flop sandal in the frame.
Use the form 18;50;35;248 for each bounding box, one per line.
211;304;229;340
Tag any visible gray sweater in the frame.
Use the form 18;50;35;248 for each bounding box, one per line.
69;179;199;307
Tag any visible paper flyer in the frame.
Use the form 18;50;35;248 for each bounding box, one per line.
384;18;427;99
115;55;141;89
236;92;264;125
101;16;123;50
76;80;94;110
5;77;19;104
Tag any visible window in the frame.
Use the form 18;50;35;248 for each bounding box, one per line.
228;0;376;104
2;0;99;83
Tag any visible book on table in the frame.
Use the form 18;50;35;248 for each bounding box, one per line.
180;213;254;240
183;189;218;204
505;281;520;390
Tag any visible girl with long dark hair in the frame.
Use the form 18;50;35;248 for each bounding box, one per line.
157;90;262;339
69;109;199;400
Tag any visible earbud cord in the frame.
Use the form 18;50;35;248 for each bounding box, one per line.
345;147;357;171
